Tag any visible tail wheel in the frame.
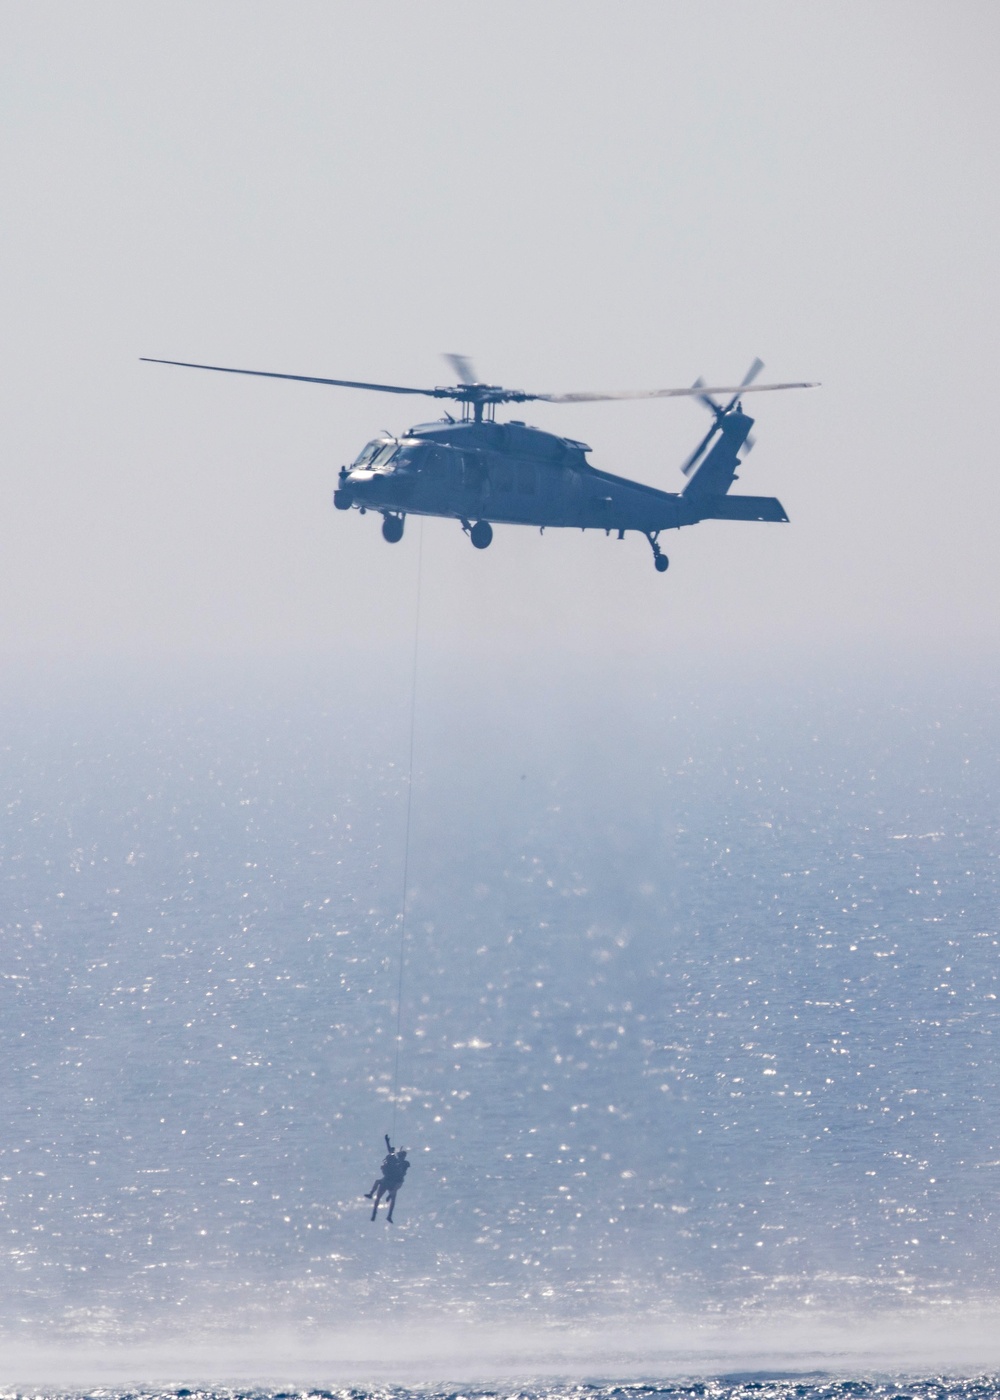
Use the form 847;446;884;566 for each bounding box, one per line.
470;520;493;550
645;530;669;573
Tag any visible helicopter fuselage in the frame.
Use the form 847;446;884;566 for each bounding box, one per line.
333;415;785;538
140;352;806;573
335;419;690;532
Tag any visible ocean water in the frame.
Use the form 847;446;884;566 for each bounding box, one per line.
1;652;999;1387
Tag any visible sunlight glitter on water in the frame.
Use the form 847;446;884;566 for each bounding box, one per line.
0;661;998;1372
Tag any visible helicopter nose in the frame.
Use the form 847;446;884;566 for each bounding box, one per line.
345;469;393;507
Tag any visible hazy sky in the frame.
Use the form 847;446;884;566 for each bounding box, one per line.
2;1;998;671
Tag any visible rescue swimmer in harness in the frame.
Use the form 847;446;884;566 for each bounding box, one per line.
364;1134;410;1223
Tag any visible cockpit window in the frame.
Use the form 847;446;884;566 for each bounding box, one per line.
352;439;386;468
371;442;399;468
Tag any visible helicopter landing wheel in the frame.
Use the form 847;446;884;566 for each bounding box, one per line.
470;520;493;550
381;514;405;544
645;531;669;573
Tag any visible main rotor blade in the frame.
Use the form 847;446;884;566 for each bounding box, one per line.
530;379;817;404
140;358;447;397
142;357;819;410
444;353;478;386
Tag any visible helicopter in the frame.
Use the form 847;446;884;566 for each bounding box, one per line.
141;354;817;573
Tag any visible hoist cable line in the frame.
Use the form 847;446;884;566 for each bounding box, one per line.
390;520;423;1141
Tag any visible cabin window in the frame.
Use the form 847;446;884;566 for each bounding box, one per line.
393;445;422;471
491;460;515;492
516;462;536;494
462;454;486;489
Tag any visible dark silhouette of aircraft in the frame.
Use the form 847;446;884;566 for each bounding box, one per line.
142;354;816;573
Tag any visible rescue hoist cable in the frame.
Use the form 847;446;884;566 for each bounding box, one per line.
390;520;423;1140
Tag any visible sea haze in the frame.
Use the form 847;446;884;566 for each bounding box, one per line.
0;652;998;1379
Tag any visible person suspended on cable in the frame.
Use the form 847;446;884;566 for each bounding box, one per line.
364;1138;409;1223
364;1135;410;1222
364;1135;396;1199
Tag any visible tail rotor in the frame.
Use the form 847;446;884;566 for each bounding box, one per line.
681;358;763;477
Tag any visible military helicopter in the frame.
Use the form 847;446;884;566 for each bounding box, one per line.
141;354;816;573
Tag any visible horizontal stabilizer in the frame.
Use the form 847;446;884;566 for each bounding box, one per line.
691;495;788;523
